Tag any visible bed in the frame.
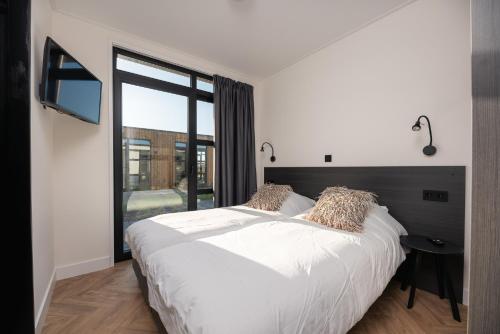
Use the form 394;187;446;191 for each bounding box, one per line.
126;204;406;334
125;166;465;334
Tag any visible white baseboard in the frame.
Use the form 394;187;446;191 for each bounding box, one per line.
56;256;112;280
35;269;56;334
463;288;469;305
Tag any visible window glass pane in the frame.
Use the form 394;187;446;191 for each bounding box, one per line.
197;77;213;93
123;83;187;132
196;145;214;191
197;193;214;210
129;160;139;174
175;142;187;187
117;54;190;87
121;83;188;252
197;100;214;140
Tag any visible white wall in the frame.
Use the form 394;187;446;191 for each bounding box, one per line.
50;11;258;275
31;0;55;331
256;0;472;302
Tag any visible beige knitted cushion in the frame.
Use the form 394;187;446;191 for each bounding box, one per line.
306;186;377;232
246;184;292;211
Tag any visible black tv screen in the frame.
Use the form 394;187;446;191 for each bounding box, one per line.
40;37;102;124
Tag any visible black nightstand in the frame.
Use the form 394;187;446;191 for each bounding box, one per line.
400;235;464;322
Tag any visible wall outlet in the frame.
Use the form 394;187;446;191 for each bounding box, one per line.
423;190;448;202
324;154;332;162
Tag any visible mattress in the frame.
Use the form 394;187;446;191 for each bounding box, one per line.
127;204;407;334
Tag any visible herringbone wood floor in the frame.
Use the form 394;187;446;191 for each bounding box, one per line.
42;261;467;334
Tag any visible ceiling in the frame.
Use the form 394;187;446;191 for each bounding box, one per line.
51;0;413;79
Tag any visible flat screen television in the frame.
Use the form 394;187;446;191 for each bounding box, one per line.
39;37;102;124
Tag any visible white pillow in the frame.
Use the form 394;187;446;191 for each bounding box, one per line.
369;204;408;236
279;192;316;216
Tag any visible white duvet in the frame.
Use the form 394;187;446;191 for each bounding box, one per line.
126;205;407;334
125;206;287;276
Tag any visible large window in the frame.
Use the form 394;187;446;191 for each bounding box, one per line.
113;48;215;260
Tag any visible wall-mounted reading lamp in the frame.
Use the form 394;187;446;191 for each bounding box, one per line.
260;142;276;162
412;115;437;156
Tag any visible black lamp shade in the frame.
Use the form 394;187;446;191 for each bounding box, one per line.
412;121;421;131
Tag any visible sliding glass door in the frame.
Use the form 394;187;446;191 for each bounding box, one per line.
113;48;214;261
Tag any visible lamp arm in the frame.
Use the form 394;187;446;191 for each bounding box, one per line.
418;115;433;146
261;142;274;156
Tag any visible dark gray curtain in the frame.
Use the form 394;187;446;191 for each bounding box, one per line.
214;75;257;207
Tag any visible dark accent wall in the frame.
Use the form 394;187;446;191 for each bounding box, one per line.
1;0;35;333
469;0;500;332
265;166;465;302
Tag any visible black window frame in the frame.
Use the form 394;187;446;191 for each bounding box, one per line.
113;47;214;262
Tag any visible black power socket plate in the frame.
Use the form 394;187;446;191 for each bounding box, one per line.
423;190;448;202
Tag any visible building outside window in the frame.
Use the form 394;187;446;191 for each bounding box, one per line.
123;138;151;191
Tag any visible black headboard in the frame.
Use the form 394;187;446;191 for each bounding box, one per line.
264;166;466;301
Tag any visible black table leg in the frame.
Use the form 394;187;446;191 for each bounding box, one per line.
434;254;445;299
401;250;416;291
442;256;461;322
407;250;421;309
